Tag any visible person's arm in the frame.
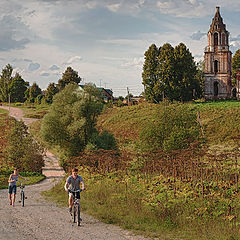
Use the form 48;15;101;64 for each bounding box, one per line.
64;181;69;192
18;174;28;181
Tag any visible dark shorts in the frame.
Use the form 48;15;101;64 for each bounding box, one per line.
68;190;80;199
8;185;17;194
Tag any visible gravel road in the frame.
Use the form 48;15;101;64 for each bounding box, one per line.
0;106;150;240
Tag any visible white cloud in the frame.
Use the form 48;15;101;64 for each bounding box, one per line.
64;56;83;65
121;57;144;69
106;3;121;12
28;62;40;71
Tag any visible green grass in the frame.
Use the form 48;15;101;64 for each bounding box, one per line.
0;174;46;189
13;102;49;119
98;101;240;148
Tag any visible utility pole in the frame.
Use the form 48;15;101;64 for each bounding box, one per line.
127;87;130;105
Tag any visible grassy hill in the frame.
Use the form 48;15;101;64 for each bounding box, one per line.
97;100;240;147
14;100;240;240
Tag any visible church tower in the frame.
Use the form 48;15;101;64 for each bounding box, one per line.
204;6;232;99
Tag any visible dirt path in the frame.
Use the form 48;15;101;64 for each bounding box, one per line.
0;106;150;240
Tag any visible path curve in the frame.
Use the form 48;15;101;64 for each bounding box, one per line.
0;106;150;240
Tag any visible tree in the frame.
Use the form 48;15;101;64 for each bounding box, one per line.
58;67;82;90
45;83;59;104
0;64;13;102
41;83;104;157
142;44;159;102
232;49;240;87
9;73;29;103
7;120;44;172
28;82;42;102
155;43;175;101
142;43;200;102
174;43;197;101
195;60;205;98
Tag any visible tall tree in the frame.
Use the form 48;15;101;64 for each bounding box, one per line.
142;44;159;102
142;43;200;102
174;43;197;101
58;67;82;90
9;73;29;103
45;83;59;104
232;49;240;87
155;43;175;101
0;64;13;102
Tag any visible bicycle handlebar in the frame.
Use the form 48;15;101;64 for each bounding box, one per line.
68;189;83;193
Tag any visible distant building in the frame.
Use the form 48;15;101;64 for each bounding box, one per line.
204;7;232;100
79;85;113;102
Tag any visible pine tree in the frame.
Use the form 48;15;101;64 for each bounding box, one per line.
58;67;81;90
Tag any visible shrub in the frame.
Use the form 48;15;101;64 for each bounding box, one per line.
140;103;202;151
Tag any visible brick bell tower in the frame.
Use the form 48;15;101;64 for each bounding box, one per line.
204;6;232;99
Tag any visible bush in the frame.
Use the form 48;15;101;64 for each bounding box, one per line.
140;103;202;151
89;130;118;150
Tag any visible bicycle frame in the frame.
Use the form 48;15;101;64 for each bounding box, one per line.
69;189;82;226
17;180;26;207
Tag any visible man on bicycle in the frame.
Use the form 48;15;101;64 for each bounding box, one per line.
8;168;28;207
64;168;85;213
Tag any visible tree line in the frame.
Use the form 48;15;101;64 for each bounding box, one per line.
0;65;81;104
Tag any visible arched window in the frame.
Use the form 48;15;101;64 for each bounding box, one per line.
214;33;218;45
222;33;226;45
214;82;219;97
214;60;219;73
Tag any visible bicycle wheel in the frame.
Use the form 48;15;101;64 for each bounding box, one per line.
21;191;25;207
77;204;81;226
73;204;76;223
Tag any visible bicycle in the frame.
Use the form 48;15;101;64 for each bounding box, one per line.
17;180;27;207
69;189;82;226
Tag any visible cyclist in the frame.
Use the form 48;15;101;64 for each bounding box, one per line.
64;168;85;213
8;168;28;207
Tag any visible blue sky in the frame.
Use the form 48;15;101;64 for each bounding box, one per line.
0;0;240;97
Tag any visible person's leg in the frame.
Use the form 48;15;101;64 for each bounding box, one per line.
12;186;16;207
9;194;12;205
68;194;73;212
8;186;12;205
12;193;16;207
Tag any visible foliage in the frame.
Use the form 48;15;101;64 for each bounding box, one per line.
7;119;44;172
26;82;42;103
142;44;160;102
142;42;200;102
58;66;82;90
195;60;205;98
232;49;240;87
9;73;29;103
140;103;201;151
40;83;104;157
45;82;59;104
0;64;13;102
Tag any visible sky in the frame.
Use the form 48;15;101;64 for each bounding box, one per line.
0;0;240;97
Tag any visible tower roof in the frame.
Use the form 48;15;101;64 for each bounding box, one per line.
209;6;227;32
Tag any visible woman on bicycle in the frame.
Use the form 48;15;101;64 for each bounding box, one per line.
8;168;27;207
64;168;85;213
